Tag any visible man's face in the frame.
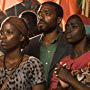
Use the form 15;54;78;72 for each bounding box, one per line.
37;4;58;34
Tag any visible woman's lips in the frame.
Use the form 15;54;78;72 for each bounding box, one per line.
0;41;6;46
66;35;72;39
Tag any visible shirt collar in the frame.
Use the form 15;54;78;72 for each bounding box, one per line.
40;31;60;45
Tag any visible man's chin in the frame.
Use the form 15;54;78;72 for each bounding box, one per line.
38;28;45;33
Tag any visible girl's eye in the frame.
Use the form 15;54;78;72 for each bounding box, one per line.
72;25;79;28
5;30;13;35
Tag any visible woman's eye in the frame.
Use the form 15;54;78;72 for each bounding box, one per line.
5;30;13;35
72;25;79;28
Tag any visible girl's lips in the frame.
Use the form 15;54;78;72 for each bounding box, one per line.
1;43;6;46
0;41;6;46
66;34;72;39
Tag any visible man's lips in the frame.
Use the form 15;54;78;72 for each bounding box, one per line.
38;20;45;25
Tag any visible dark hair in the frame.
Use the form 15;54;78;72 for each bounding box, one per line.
42;1;63;18
66;14;86;33
19;10;38;37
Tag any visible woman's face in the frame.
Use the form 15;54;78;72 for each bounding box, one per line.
0;22;21;51
65;18;85;44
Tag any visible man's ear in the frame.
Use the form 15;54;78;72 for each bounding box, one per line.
57;17;62;25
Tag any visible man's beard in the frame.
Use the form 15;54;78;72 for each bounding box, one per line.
38;25;56;34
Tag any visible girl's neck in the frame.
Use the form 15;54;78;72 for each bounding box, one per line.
4;47;23;70
5;47;22;62
73;37;87;58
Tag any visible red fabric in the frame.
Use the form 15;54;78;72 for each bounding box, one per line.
49;51;90;90
60;51;90;70
0;0;23;11
60;0;81;22
78;15;90;25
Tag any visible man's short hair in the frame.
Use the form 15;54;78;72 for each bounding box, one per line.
42;1;63;18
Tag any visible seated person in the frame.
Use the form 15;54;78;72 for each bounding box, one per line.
49;15;90;90
0;16;45;90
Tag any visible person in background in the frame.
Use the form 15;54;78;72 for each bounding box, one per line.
0;16;45;90
24;1;73;89
19;10;40;38
50;15;90;90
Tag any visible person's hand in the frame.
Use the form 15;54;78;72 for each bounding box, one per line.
54;63;73;84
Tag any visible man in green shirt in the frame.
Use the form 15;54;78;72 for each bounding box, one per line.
24;1;73;89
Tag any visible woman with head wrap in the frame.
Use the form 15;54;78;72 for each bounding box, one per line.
49;15;90;90
0;16;45;90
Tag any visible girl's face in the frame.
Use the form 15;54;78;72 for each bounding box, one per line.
65;18;85;44
0;22;22;51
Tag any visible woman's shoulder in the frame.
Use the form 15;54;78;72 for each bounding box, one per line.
20;55;42;69
23;55;41;63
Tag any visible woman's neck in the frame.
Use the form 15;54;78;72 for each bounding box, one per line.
5;47;21;60
73;37;87;58
4;47;23;69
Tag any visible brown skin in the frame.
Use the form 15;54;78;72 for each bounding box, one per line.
0;22;23;69
37;4;61;46
55;15;90;90
56;65;90;90
0;19;44;90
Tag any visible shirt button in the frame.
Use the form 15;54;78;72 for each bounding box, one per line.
45;62;48;65
48;50;50;53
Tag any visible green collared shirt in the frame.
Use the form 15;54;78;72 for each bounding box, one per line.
40;34;59;80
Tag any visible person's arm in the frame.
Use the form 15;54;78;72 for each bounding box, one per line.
59;80;69;90
32;83;45;90
29;57;46;90
68;76;90;90
55;66;90;90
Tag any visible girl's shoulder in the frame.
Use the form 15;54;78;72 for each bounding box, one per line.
20;55;42;69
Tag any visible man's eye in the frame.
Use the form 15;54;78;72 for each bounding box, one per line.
45;12;50;15
45;11;52;15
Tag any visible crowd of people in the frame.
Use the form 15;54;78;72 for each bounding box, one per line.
0;1;90;90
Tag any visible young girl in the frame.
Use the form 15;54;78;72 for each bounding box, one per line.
49;15;90;90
